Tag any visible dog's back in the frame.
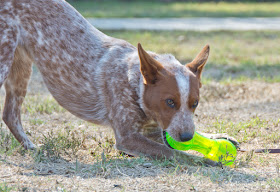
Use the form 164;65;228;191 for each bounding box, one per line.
0;0;217;163
1;0;140;124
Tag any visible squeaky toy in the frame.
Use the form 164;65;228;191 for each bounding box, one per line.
164;131;237;165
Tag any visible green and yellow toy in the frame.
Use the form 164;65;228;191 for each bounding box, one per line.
164;131;237;166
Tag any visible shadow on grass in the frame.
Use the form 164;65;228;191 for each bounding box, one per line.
0;152;265;184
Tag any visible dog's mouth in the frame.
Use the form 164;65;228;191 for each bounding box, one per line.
162;131;174;149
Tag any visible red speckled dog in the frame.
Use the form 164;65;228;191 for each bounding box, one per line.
0;0;236;164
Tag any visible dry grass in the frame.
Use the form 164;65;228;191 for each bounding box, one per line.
0;30;280;191
0;72;279;191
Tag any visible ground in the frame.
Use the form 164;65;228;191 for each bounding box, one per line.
0;31;280;191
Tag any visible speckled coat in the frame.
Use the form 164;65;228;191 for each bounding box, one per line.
0;0;221;162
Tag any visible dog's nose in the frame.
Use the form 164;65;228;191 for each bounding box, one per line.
180;132;193;142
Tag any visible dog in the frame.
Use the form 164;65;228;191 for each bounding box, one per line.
0;0;236;165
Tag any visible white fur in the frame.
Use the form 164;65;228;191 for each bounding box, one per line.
176;73;190;110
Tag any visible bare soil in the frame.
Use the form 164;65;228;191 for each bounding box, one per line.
0;72;279;191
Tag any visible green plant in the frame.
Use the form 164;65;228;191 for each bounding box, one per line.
0;183;14;192
0;123;22;155
33;128;85;162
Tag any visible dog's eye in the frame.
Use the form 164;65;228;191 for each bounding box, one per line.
166;99;175;108
192;100;199;108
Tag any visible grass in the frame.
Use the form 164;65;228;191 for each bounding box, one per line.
0;86;279;190
267;178;280;190
103;30;280;82
22;94;65;115
34;128;85;162
0;30;279;190
204;117;280;144
0;183;14;192
68;1;280;18
0;123;23;155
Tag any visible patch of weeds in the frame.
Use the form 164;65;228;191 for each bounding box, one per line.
90;159;113;178
55;186;67;192
257;155;271;166
265;133;280;144
234;150;254;168
33;128;85;162
0;123;23;155
264;119;280;143
86;157;133;178
168;163;190;176
197;167;255;184
89;133;117;160
0;183;15;192
149;157;194;176
267;178;280;190
208;117;278;143
29;118;45;126
23;95;65;115
273;119;280;127
156;158;177;169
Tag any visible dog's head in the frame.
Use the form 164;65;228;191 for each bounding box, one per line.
138;43;209;142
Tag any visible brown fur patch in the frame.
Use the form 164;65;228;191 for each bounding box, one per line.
143;71;181;129
138;43;164;85
186;45;209;88
188;73;200;112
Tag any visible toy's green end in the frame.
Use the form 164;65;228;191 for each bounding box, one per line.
164;131;237;166
205;139;237;166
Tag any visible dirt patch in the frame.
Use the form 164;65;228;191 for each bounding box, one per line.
198;81;280;120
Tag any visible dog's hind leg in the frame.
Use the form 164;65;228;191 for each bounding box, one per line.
2;47;35;149
0;19;34;149
0;19;19;88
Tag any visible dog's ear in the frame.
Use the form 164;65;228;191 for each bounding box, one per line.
138;43;164;85
186;44;209;88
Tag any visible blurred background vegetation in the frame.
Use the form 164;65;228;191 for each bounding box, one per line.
105;31;280;83
68;0;280;18
68;0;279;2
66;0;280;83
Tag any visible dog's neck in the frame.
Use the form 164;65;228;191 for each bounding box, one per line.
124;50;150;119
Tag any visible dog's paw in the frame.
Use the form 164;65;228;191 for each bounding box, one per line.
204;133;239;149
23;141;37;150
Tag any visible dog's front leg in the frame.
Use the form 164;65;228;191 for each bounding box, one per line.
115;128;218;166
112;118;217;165
109;101;173;159
114;126;174;159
